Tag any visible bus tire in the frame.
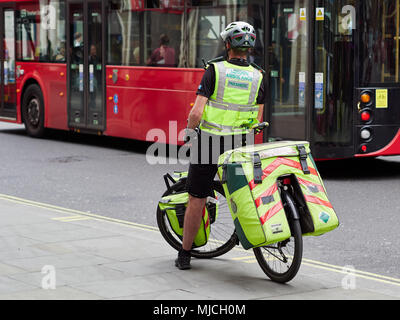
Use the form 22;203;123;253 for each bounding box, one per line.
22;84;45;138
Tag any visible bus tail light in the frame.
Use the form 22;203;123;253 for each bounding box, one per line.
360;93;371;104
361;111;371;122
360;145;368;153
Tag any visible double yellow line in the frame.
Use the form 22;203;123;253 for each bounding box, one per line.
301;257;400;287
231;254;400;287
0;193;159;233
1;192;400;288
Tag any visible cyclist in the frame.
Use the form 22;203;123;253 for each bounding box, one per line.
176;21;265;270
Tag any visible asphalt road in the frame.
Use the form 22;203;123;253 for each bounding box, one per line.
1;122;399;281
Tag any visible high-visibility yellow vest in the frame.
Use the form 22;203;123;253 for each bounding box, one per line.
200;61;263;136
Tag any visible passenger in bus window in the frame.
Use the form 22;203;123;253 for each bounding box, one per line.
89;44;100;65
74;32;83;48
198;18;213;40
147;34;176;67
72;32;84;63
55;42;66;62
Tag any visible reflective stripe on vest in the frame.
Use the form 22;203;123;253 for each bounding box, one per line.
200;61;262;136
200;120;250;133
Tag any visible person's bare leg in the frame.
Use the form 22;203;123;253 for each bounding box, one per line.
182;196;207;251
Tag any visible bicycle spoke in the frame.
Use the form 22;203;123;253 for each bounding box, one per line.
259;238;296;270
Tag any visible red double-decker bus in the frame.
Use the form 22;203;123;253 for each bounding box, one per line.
0;0;399;160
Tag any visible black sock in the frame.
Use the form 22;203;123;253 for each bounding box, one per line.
179;248;191;257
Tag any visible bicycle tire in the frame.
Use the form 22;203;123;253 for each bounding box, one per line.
156;179;237;259
253;190;303;283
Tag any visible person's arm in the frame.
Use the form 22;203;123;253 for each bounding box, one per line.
255;73;266;124
187;95;208;129
257;104;264;123
186;64;214;130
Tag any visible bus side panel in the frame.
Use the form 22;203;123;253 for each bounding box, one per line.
105;66;204;144
17;63;68;131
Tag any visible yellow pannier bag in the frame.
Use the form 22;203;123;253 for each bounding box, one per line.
218;141;339;250
158;192;211;248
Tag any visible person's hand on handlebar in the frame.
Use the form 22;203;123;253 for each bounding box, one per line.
251;122;269;135
183;127;199;144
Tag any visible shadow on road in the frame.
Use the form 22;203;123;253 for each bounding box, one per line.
316;157;400;180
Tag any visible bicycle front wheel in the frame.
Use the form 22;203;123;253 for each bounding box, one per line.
156;180;237;259
253;191;303;283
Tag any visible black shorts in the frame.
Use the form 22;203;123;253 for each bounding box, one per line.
185;131;249;199
186;163;218;199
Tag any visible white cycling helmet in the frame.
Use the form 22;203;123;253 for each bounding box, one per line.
220;21;256;49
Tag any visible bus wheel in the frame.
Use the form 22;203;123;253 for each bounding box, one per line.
22;84;45;138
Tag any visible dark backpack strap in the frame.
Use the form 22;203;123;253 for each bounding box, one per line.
253;153;263;184
296;145;311;175
250;62;266;75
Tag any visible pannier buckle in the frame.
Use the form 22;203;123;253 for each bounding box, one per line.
296;145;311;175
253;153;263;184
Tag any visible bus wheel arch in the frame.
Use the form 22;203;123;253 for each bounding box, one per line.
21;80;46;138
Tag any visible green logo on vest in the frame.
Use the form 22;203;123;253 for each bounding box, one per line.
319;212;330;224
226;69;253;82
227;80;249;90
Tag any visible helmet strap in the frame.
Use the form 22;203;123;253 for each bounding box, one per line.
224;42;231;59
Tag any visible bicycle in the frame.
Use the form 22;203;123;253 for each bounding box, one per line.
156;123;303;283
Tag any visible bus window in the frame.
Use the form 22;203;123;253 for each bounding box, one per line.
107;0;183;67
185;0;265;68
144;9;182;68
107;0;264;69
16;0;66;63
360;0;400;85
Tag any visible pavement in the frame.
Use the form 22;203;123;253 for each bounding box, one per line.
0;193;399;301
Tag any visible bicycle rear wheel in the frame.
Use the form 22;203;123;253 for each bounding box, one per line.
253;190;303;283
156;179;237;259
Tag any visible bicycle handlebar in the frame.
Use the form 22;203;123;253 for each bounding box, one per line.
250;122;269;134
184;122;269;143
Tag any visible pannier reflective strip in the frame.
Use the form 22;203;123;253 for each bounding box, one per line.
304;195;333;209
254;184;278;208
248;157;318;189
260;202;283;225
297;177;325;193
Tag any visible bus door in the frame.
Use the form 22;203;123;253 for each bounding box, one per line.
67;0;105;131
312;1;355;159
267;0;309;142
0;5;16;120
